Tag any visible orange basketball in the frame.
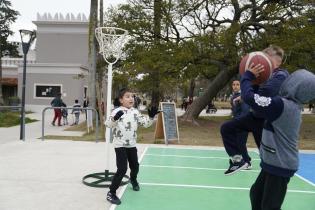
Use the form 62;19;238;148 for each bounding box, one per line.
239;51;274;85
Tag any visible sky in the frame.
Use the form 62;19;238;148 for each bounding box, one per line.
9;0;126;41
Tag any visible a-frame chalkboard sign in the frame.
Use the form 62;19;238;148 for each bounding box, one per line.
154;102;180;144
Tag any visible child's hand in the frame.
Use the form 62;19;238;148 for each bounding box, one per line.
113;110;124;121
248;63;265;78
148;106;160;118
233;96;241;105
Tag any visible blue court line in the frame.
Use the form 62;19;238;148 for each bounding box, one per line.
297;153;315;185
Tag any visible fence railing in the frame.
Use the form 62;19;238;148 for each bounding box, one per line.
0;105;22;111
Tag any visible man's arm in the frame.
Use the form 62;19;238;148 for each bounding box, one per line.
240;100;250;117
241;70;284;122
258;70;289;97
50;99;55;106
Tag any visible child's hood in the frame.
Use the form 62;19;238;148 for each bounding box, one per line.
279;69;315;104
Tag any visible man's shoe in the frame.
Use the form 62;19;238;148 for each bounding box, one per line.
107;192;121;205
224;159;248;176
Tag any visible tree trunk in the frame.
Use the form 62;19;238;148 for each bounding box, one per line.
181;66;238;122
95;79;104;125
151;0;162;108
188;78;195;99
96;0;105;126
154;0;162;42
0;51;4;105
182;21;240;122
88;0;98;112
99;0;103;26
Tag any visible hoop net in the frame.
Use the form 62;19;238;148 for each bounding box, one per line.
95;27;129;64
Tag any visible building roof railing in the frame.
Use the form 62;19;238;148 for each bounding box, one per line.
36;13;88;22
1;57;36;67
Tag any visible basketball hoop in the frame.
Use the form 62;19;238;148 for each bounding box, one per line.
95;27;128;64
82;27;129;188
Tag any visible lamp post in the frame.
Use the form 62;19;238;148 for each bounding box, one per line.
19;29;36;141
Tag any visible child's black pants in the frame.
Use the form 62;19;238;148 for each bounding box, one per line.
110;147;139;194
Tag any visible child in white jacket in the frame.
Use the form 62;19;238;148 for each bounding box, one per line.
105;88;158;205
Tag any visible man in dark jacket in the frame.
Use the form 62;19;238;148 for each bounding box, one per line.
50;93;63;126
242;68;315;210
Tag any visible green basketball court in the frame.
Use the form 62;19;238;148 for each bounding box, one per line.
113;147;315;210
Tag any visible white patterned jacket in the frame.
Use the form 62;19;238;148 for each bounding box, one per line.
105;107;153;148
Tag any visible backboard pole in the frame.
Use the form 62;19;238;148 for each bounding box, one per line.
104;63;113;177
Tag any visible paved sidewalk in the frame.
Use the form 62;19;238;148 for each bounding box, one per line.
0;108;140;210
0;139;148;210
0;110;86;145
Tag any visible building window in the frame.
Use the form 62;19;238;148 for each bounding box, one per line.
34;84;62;99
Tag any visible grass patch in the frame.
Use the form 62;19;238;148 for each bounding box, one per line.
43;114;315;150
45;122;105;142
299;114;315;150
137;115;231;146
0;111;37;127
213;101;231;109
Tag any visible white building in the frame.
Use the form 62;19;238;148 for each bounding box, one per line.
1;13;90;111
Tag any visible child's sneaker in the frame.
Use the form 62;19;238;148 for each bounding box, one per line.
107;192;121;205
130;180;140;191
224;159;248;176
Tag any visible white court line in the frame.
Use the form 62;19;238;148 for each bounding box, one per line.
299;150;315;154
140;182;315;194
145;153;261;161
148;145;260;152
141;164;260;173
295;173;315;187
253;151;315;187
109;146;148;210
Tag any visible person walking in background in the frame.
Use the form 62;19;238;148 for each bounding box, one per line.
50;93;63;126
83;97;89;120
72;99;81;125
183;98;188;111
61;103;68;125
133;94;141;109
114;97;121;109
309;102;314;112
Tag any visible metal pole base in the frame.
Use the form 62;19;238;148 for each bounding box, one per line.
82;170;129;188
